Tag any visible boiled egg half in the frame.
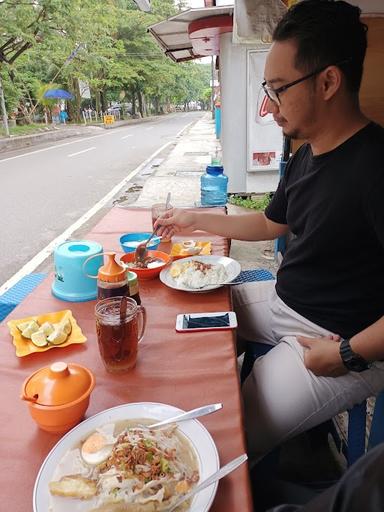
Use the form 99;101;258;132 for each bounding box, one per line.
81;431;113;466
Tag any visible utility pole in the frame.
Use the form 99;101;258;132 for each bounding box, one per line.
0;76;10;137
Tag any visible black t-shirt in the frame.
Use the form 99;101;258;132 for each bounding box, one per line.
265;122;384;338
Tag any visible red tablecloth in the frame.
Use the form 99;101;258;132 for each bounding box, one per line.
0;207;253;512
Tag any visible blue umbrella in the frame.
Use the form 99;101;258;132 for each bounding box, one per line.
43;89;74;100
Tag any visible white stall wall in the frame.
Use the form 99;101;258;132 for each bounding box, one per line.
220;33;280;193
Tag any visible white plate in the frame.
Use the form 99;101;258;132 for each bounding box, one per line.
33;402;220;512
160;255;241;292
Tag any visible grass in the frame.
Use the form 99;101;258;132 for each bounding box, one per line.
0;123;49;137
228;193;272;211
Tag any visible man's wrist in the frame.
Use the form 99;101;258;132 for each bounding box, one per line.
339;338;372;372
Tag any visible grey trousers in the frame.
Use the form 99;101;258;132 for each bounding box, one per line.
232;281;384;461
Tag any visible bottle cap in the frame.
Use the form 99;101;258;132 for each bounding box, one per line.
98;253;126;283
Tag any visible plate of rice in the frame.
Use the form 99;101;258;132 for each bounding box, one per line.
159;255;241;292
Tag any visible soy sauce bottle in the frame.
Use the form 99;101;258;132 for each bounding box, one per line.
97;253;129;300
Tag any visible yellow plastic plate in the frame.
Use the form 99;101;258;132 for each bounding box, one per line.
170;241;211;260
7;309;87;357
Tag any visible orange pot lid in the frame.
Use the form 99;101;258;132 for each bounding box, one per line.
98;252;126;283
22;362;94;406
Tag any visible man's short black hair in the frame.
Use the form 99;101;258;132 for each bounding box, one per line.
273;0;368;93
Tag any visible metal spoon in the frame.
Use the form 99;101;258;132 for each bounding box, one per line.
134;228;158;264
166;453;248;512
147;403;222;429
195;281;244;289
165;191;171;210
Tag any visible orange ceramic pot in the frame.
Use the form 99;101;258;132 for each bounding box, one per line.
21;361;95;434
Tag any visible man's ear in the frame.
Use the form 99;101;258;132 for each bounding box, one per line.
320;65;342;100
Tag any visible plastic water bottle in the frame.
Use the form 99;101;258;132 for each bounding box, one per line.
200;165;228;206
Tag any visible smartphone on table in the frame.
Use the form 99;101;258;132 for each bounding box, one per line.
175;311;237;332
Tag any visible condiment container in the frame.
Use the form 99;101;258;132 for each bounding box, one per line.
21;362;95;433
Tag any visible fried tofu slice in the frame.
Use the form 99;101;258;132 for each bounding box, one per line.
49;475;97;499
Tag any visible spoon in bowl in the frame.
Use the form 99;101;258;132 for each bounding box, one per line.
134;228;158;264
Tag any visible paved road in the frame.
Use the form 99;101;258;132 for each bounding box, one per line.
0;112;202;287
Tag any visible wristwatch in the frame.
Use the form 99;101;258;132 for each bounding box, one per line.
339;338;371;372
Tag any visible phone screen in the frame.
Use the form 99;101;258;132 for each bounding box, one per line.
182;313;230;329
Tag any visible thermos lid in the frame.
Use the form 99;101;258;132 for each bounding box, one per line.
206;165;224;175
98;253;126;283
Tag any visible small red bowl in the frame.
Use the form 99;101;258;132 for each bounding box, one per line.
120;250;171;280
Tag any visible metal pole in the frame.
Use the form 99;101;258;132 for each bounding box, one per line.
0;76;10;137
211;55;215;120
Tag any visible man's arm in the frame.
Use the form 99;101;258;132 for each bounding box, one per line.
155;209;289;242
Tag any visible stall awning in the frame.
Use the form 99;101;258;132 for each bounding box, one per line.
148;6;233;62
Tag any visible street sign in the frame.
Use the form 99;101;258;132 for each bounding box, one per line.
103;115;115;125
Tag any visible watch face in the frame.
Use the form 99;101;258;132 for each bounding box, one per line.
346;355;370;372
349;358;366;371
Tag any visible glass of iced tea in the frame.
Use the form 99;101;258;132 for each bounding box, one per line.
151;202;172;242
95;297;146;373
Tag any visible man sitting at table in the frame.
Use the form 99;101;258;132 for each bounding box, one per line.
155;0;384;464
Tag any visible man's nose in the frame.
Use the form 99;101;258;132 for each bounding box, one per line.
266;97;279;114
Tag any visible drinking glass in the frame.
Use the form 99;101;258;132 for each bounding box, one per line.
95;297;146;373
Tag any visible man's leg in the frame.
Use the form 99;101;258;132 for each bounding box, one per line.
242;295;384;463
232;280;278;355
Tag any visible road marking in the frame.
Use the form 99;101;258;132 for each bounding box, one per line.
121;134;133;139
0;119;195;295
146;126;154;130
68;146;96;157
0;130;122;163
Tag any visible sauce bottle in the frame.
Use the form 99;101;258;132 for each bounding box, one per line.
97;253;128;300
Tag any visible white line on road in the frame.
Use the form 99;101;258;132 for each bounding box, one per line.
121;134;133;139
68;146;96;157
0;120;195;295
0;128;130;164
146;126;154;130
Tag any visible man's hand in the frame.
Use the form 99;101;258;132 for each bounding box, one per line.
296;334;348;377
154;208;198;239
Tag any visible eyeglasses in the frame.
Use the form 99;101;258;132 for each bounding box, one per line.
262;60;349;106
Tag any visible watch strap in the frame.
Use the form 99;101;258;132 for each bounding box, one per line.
340;338;371;372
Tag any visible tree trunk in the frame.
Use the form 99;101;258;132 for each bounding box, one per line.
131;86;136;116
68;78;81;122
142;93;148;117
137;88;144;118
94;89;101;115
100;89;108;113
154;96;159;115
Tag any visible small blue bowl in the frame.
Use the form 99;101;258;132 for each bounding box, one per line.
120;232;161;253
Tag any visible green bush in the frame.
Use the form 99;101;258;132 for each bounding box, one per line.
228;193;271;211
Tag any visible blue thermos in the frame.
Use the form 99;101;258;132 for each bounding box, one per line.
200;165;228;206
